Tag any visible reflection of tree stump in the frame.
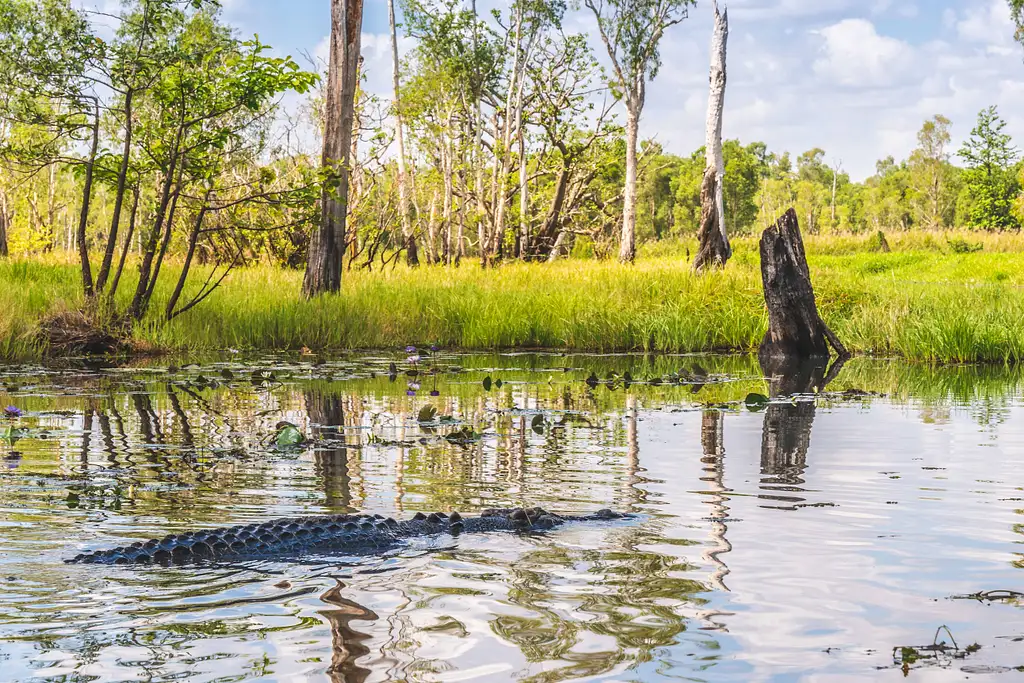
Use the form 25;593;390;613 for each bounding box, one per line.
319;580;377;683
759;209;848;361
305;391;352;509
758;355;846;499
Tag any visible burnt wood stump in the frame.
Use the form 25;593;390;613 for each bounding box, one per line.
693;167;731;271
759;208;849;362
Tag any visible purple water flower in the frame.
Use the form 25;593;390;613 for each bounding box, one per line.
408;381;421;391
3;406;22;418
430;390;440;397
430;345;439;352
405;345;417;353
407;355;421;365
406;390;417;397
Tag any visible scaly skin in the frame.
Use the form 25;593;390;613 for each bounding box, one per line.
67;507;628;566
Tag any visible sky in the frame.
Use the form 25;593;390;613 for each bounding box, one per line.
76;0;1024;180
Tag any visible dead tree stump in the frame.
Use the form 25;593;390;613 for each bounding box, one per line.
693;168;731;271
759;208;849;361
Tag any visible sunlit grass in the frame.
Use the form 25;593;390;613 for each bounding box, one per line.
10;236;1024;362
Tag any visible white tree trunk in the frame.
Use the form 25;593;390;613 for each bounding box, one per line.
705;0;728;253
388;0;417;265
518;128;529;258
620;102;639;263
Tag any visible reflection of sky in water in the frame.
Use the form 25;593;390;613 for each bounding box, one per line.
0;354;1021;681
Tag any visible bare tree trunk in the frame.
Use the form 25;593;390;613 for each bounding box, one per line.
97;88;133;293
620;102;639;264
388;0;417;266
518;127;529;259
77;99;100;296
547;229;568;262
303;0;364;297
830;159;842;229
0;191;9;257
694;1;730;271
109;186;139;298
442;132;454;265
426;189;439;264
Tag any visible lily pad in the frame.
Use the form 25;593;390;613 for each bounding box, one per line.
418;405;438;423
482;376;492;391
274;422;306;447
744;393;770;411
531;414;545;434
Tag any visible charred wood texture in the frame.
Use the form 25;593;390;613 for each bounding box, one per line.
759;208;849;361
693;167;731;270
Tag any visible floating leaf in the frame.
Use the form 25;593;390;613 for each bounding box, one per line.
274;422;306;447
418;405;438;423
482;376;492;391
220;369;234;380
531;414;545;434
744;393;770;411
495;379;503;389
585;373;599;388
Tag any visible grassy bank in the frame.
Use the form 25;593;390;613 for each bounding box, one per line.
9;233;1024;362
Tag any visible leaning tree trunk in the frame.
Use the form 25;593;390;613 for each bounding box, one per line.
759;208;848;361
303;0;364;297
694;0;730;271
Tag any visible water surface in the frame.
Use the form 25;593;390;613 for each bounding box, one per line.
0;352;1021;681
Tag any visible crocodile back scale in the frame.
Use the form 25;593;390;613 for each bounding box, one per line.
67;507;629;565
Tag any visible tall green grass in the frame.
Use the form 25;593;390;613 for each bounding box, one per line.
11;242;1024;362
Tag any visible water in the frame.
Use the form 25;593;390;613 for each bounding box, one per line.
0;352;1021;681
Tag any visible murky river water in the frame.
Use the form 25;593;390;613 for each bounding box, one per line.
0;352;1021;681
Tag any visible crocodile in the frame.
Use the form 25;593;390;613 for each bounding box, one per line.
67;507;628;565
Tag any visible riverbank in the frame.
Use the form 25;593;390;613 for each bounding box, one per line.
8;234;1024;362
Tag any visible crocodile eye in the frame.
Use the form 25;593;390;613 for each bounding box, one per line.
511;509;529;522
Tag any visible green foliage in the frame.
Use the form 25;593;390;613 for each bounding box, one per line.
957;107;1020;230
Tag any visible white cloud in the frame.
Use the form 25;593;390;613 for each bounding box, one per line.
812;19;914;88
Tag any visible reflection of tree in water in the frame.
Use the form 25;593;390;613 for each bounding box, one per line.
493;543;708;681
700;410;732;593
318;580;378;683
305;390;353;510
758;356;845;510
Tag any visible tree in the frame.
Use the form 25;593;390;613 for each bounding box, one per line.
388;0;418;266
1011;0;1024;43
304;0;364;297
693;0;729;271
957;106;1019;230
584;0;694;263
908;115;954;229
